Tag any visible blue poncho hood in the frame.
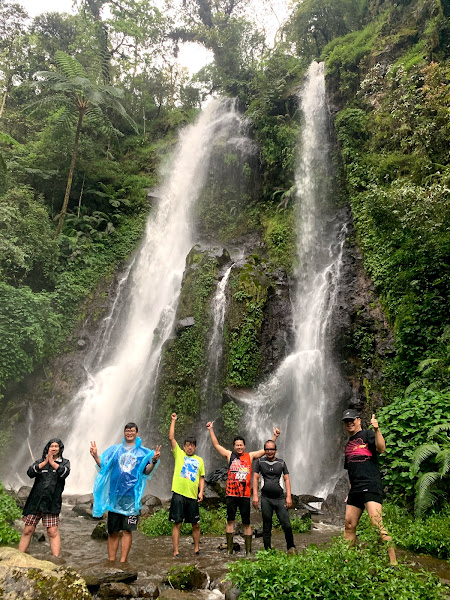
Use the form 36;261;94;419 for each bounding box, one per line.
92;436;158;517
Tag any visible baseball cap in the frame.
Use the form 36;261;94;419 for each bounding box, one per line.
342;409;360;421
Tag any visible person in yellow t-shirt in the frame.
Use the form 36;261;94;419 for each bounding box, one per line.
169;413;205;557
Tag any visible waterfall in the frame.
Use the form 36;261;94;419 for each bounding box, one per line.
6;100;245;493
246;62;347;497
196;264;233;461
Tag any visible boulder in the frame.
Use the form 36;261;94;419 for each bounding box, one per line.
201;484;224;510
72;503;95;519
81;566;138;592
225;587;241;600
91;521;108;540
142;494;162;508
175;317;195;333
0;547;91;600
97;582;135;598
75;493;94;505
131;582;160;598
165;565;208;590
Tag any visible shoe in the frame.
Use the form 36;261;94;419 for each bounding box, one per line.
173;553;182;558
194;550;200;555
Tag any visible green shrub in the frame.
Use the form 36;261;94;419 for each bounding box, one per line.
0;481;21;545
140;505;228;537
357;503;450;560
377;389;450;505
227;537;443;599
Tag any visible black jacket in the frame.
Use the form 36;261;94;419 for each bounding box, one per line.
22;438;70;516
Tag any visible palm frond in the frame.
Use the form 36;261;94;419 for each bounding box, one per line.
435;449;450;476
404;379;426;396
417;358;439;373
0;131;21;146
429;422;450;437
55;51;87;80
415;480;440;516
411;442;440;474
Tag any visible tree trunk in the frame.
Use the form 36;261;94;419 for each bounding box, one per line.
55;108;85;237
0;88;9;120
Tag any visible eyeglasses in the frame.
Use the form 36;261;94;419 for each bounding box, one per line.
264;447;276;451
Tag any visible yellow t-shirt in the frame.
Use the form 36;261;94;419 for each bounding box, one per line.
171;444;205;500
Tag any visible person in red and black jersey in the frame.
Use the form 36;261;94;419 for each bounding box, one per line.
343;408;397;564
206;421;280;555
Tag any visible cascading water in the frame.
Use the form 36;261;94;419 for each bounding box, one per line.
196;264;233;461
9;100;246;493
246;62;347;497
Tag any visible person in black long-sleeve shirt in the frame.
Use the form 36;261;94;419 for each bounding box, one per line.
19;438;70;557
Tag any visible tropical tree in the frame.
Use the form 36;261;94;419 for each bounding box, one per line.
31;51;136;236
411;422;450;515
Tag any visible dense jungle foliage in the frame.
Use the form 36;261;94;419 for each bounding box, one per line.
0;0;449;571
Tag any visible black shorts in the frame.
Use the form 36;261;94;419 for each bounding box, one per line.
347;491;383;511
226;496;251;525
107;511;139;534
169;492;200;524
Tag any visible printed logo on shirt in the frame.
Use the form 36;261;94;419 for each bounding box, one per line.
229;458;250;481
119;451;137;473
345;438;372;463
180;456;200;482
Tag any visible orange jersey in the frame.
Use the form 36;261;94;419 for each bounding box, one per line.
226;452;252;497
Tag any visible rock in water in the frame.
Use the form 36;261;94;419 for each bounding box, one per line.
165;565;208;590
0;547;91;600
91;521;108;540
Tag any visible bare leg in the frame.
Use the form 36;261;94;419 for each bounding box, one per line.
192;523;200;553
120;531;132;563
366;501;397;565
18;524;36;553
172;522;182;556
47;526;61;557
107;532;120;561
226;521;235;534
344;504;363;545
243;524;252;536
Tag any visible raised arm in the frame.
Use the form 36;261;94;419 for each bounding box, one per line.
250;427;281;461
90;441;101;467
206;422;231;461
371;414;386;454
144;445;161;475
169;413;178;450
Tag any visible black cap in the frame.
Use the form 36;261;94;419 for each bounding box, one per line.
342;409;359;421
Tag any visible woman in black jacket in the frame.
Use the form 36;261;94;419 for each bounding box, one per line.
18;438;70;557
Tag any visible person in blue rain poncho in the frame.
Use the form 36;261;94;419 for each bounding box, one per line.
90;422;161;562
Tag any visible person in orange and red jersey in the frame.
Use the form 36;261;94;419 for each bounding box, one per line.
206;421;280;555
343;408;397;565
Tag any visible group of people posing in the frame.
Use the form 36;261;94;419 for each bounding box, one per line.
18;409;396;565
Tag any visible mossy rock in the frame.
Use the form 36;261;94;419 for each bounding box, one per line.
0;547;91;599
165;565;208;590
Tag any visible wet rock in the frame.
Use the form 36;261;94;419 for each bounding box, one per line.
165;565;208;590
225;587;241;600
91;521;108;540
218;542;241;553
253;526;263;538
201;484;224;510
142;494;162;508
72;503;95;519
0;547;91;600
140;505;150;516
321;474;349;525
37;533;46;542
97;581;135;598
131;582;160;598
76;493;94;505
82;566;138;592
175;317;195;333
293;494;324;505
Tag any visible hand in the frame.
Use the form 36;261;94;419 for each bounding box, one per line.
90;441;98;457
252;497;259;509
198;492;203;502
206;421;213;430
273;427;280;438
171;413;177;421
153;445;161;462
286;496;293;509
371;414;379;431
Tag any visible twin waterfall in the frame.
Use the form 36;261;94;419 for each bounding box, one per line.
15;63;347;498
